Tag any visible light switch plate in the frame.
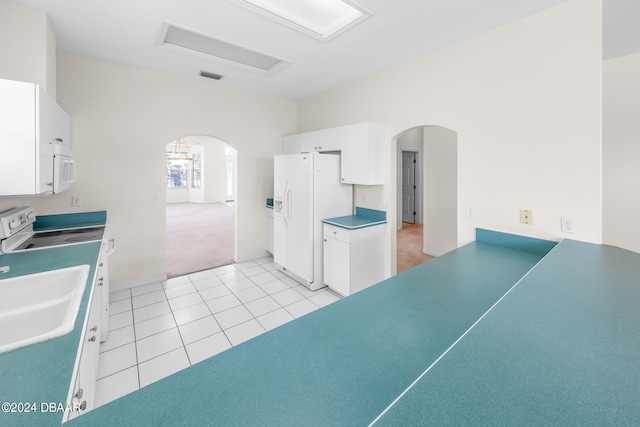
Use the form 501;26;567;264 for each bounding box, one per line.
520;209;533;225
466;207;476;218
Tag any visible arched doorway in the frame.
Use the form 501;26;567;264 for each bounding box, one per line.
165;135;237;278
395;126;458;273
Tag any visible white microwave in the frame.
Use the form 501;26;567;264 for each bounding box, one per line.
53;145;75;193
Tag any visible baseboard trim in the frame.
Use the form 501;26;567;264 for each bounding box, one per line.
111;274;167;292
422;248;443;257
235;251;271;263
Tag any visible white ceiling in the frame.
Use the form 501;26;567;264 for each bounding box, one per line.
8;0;638;100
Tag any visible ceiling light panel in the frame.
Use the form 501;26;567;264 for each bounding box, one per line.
161;24;287;73
235;0;371;41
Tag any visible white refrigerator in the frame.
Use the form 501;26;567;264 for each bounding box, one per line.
274;152;352;290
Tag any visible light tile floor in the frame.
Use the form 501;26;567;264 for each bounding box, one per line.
94;256;341;409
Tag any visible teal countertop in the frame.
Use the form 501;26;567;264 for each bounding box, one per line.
0;211;106;426
69;230;564;426
9;226;640;426
33;211;107;232
0;242;101;426
376;239;640;425
323;207;386;229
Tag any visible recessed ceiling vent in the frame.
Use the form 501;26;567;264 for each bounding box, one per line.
160;24;288;74
199;71;223;80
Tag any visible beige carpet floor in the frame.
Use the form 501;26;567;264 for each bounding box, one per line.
166;202;235;278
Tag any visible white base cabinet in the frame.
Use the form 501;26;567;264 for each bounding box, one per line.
64;245;108;422
323;223;385;296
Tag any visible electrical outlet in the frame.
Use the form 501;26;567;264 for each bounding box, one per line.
71;196;81;207
520;209;533;225
561;217;575;233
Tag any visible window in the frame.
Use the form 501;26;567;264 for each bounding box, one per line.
192;153;201;188
166;152;188;188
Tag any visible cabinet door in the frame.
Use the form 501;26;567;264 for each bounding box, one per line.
54;101;72;150
282;132;318;153
340;123;385;185
0;79;38;195
323;235;350;296
36;88;57;193
317;127;341;152
340;123;368;184
65;282;101;421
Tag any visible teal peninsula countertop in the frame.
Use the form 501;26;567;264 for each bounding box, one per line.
323;207;386;229
8;226;640;426
0;211;106;426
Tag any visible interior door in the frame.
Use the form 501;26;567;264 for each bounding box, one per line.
402;151;417;223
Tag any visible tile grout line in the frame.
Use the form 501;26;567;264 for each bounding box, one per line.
98;257;340;405
129;291;142;393
162;278;193;367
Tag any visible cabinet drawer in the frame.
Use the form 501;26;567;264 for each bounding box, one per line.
323;224;350;243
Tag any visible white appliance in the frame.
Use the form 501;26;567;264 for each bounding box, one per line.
53;144;76;194
274;152;353;290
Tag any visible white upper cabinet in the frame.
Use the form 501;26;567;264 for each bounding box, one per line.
340;122;385;185
0;78;72;196
281;122;385;185
317;126;342;152
282;132;316;154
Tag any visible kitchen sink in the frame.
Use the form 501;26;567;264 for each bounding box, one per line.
0;265;90;354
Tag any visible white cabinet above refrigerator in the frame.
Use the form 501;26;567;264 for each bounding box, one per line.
281;122;385;185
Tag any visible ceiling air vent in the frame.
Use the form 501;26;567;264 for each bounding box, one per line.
199;71;223;80
161;24;288;74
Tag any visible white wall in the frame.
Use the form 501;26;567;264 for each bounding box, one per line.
202;140;230;202
423;126;458;256
0;52;296;287
0;0;56;97
603;52;640;253
298;0;602;274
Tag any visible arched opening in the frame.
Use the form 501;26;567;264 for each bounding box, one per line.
395;125;458;273
165;135;237;278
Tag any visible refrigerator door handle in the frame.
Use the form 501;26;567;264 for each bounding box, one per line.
287;184;292;224
283;183;291;226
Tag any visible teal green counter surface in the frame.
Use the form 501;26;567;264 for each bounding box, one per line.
33;211;107;231
324;207;387;229
0;242;102;426
376;239;640;426
70;239;546;426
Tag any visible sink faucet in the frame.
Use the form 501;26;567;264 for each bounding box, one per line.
0;266;9;274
